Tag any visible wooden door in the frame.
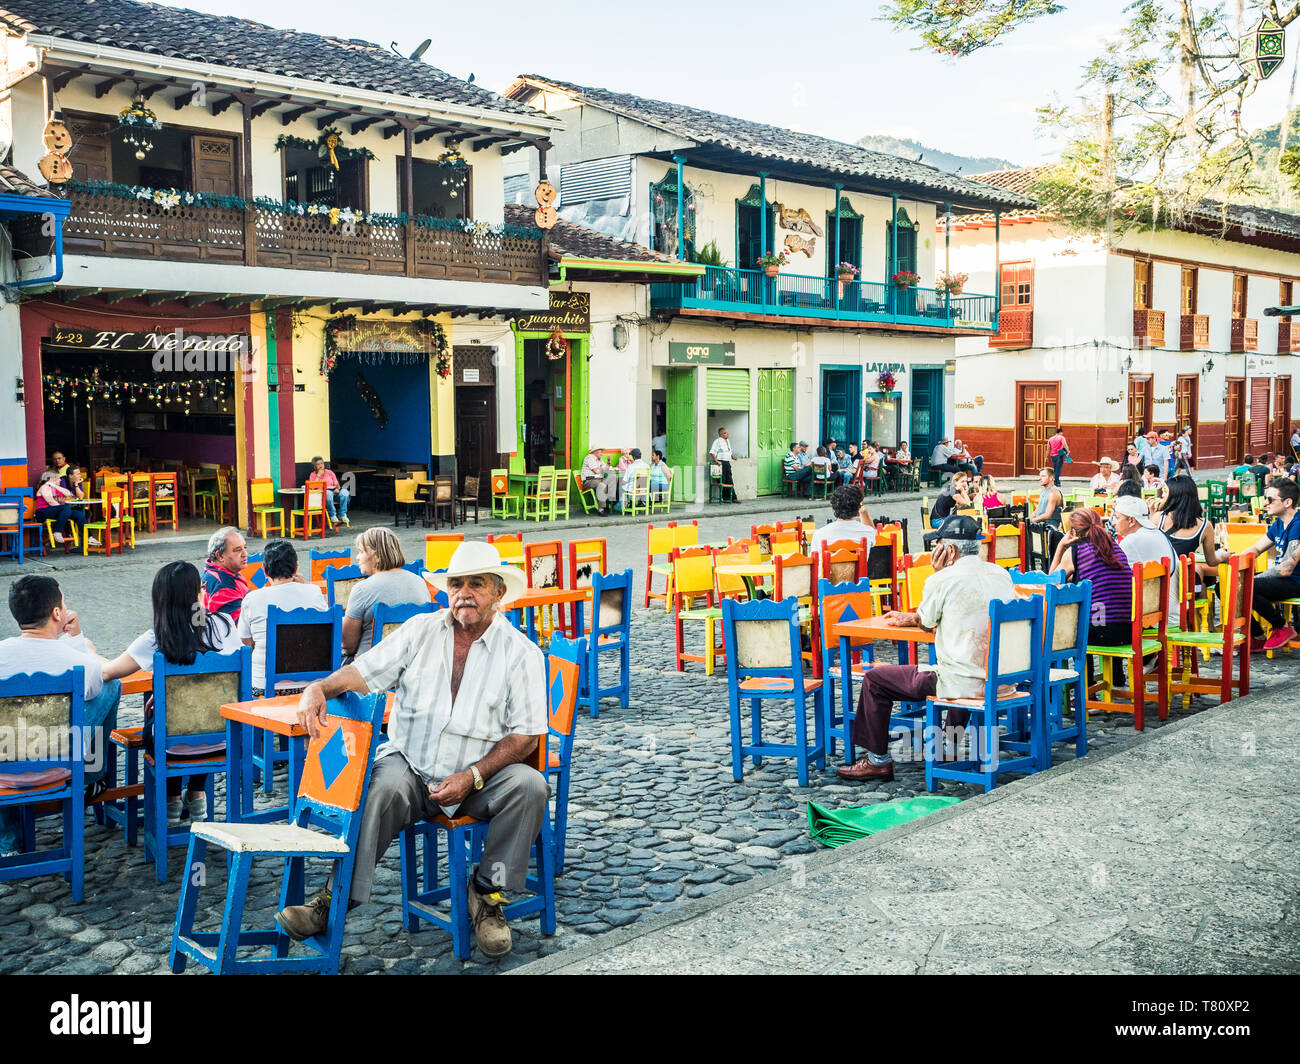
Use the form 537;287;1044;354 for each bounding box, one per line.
65;114;113;182
910;367;944;462
1175;375;1198;449
191;135;239;195
1250;377;1271;452
1016;381;1058;476
1225;378;1245;465
453;386;496;498
820;369;859;446
665;368;695;501
756;368;794;495
1273;376;1292;456
1127;375;1152;438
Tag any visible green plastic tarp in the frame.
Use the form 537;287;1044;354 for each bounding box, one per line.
806;796;961;848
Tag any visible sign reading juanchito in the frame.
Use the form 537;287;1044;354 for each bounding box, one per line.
49;327;254;372
516;291;591;333
668;341;736;365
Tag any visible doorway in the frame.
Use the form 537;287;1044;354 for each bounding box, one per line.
910;368;944;464
1249;377;1270;453
756;368;794;495
1175;375;1198;454
1127;375;1152;438
1015;380;1059;476
1273;376;1292;456
454;388;496;497
1225;378;1245;465
820;368;861;447
665;368;695;500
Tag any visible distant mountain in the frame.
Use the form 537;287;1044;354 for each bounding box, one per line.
1245;109;1300;210
855;134;1020;176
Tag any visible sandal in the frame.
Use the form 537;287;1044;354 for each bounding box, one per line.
83;777;113;806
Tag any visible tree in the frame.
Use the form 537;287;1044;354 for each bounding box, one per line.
881;1;1300;239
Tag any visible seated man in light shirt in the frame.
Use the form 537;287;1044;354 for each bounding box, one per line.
1089;457;1121;494
0;576;121;855
236;538;327;696
618;448;651;511
579;445;618;516
810;485;877;556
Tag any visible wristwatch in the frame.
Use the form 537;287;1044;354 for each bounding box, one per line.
470;764;485;791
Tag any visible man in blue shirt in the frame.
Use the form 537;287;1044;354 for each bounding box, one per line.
784;443;812;496
1238;478;1300;651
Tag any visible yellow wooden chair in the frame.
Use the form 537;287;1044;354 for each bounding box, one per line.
290;483;329;540
487;532;526;569
645;522;678;611
83;487;135;556
151;472;179;532
129;473;154;534
672;547;725;675
424;533;464;572
249;478;285;538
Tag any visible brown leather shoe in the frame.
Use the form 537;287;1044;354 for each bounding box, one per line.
275;889;332;941
836;758;894;782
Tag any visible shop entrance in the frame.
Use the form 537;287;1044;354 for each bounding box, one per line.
327;351;431;470
516;335;588;475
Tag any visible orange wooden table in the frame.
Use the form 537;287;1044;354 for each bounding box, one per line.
502;586;592;643
828;616;936;750
120;669;152;695
221;693;393;823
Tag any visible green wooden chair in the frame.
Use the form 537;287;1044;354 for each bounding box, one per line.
811;467;833;500
625;469;652;517
573;470;599;515
651;467;673;514
900;459;921;493
1206;480;1228;523
524;467;557;522
552;469;571;521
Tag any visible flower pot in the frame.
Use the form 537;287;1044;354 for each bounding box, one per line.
764;265;780;278
944;285;964;297
837;272;855;283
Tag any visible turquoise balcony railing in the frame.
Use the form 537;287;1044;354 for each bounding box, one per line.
649;265;998;331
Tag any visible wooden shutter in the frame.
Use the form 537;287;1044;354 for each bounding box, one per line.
1181;267;1197;314
1233;275;1247;318
1250;378;1270;451
1133;260;1152;310
191;135;238;195
705;368;750;409
65;114;113;183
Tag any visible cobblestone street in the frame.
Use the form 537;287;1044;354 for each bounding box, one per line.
1;495;1296;973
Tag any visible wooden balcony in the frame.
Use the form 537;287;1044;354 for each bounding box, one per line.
1230;316;1258;352
1277;320;1300;354
1133;309;1165;348
1179;314;1209;351
990;308;1033;348
61;188;546;286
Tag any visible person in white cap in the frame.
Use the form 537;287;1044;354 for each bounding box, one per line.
1111;494;1179;621
277;541;547;959
1089;458;1121;494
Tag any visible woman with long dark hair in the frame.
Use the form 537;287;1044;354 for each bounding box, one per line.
1051;507;1133;684
103;561;242;825
1159;475;1229;592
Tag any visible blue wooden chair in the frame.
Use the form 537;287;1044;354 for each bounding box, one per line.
143;647;252;883
169;691;387;975
720;596;826;786
401;559;426;576
1008;566;1064;586
817;577;878;764
399;737;556;960
255;604;342;794
0;669;85;901
371;601;436;645
1038;580;1091;768
924;595;1044;794
544;634;584;873
580;568;632;718
324;564;366;609
308;546;350;583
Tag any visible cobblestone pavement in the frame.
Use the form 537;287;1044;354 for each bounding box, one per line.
2;480;1292;974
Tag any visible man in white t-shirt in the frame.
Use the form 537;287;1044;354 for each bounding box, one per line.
810;485;878;556
0;575;121;854
709;427;738;503
1112;495;1179;621
236;539;327;694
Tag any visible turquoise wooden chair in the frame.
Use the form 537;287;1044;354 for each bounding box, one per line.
720;595;826;787
325;564;366;610
0;668;86;901
544;634;584;873
1037;580;1091;768
143;647;252;882
371;601;436;645
924;595;1044;793
169;691;387;974
580;568;632;718
817;577;879;765
1007;566;1064;586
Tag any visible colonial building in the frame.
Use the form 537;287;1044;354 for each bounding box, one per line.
500;75;1032;498
2;0;557;523
948;165;1300;478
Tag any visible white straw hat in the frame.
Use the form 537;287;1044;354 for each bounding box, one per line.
424;541;527;600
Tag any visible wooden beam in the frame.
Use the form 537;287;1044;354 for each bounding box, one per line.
350;115;384;134
413;127;455;145
186;294;215;308
57;287;99;301
104;290;148;305
94;74;130;99
469;136;510;151
50;65;90;92
145;292;177;305
498;141;531;157
174;87;200;110
211;96;238;116
223;296;259;310
136;82;167;100
316;111;348;130
381;123;404;140
251;98;284;119
261;297;300;310
281;105;314;126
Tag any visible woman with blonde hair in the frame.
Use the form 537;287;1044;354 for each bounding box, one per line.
976;475;1005;511
340;526;429;659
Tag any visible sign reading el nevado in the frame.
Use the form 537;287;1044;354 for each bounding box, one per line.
669;341;736;365
516;291;591;333
49;327;251;353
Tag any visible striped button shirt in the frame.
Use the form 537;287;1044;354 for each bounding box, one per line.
352;608;547;814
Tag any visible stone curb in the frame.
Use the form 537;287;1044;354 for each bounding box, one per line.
509;686;1259;975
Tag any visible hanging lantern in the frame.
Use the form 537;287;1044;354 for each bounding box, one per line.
1240;15;1286;80
119;93;162;160
437;149;469;200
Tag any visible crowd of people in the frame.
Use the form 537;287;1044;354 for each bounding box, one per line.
778;437;917;497
579;445;673;515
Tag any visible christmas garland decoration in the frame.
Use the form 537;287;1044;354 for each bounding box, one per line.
545;327;568;361
274;127;377;169
65;181;541;238
321;315;358;378
877;370;897;393
42;369;232;412
320;315;452;379
353;370;388;429
412;318;452;379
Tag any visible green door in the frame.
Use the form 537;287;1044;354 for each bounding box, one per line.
756;368;794;495
665;368;695;501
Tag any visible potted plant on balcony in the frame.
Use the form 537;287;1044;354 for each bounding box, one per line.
937;271;968;296
757;250;788;278
892;269;921;288
835;261;859;283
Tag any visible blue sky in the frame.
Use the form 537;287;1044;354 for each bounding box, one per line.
174;0;1295;166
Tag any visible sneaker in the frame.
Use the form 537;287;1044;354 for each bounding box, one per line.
184;791;207;822
1263;625;1296;651
466;882;512;957
166;797;183;828
52;532;66;545
275;889;332;941
87;536;102;548
1250;635;1268;654
341;516;351;527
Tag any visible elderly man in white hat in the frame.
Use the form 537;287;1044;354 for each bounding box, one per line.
1089;457;1121;494
277;541;547;958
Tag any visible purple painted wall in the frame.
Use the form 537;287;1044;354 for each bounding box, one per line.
131;430;236;466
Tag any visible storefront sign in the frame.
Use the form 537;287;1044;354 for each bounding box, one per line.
669;341;736;366
331;321;439;355
463;368;480;383
863;361;906;374
50;326;251;355
516;291;591;333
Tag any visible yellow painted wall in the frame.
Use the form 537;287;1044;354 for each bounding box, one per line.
247;310;271;478
291;313;332;464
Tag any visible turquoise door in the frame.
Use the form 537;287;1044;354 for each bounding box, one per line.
910;368;944;465
821;369;860;445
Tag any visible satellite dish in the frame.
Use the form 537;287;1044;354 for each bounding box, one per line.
409;39;431;61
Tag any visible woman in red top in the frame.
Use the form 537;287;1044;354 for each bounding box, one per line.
1047;427;1069;486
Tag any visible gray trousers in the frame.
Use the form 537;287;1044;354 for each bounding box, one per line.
583;473;618;506
347;752;548;904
